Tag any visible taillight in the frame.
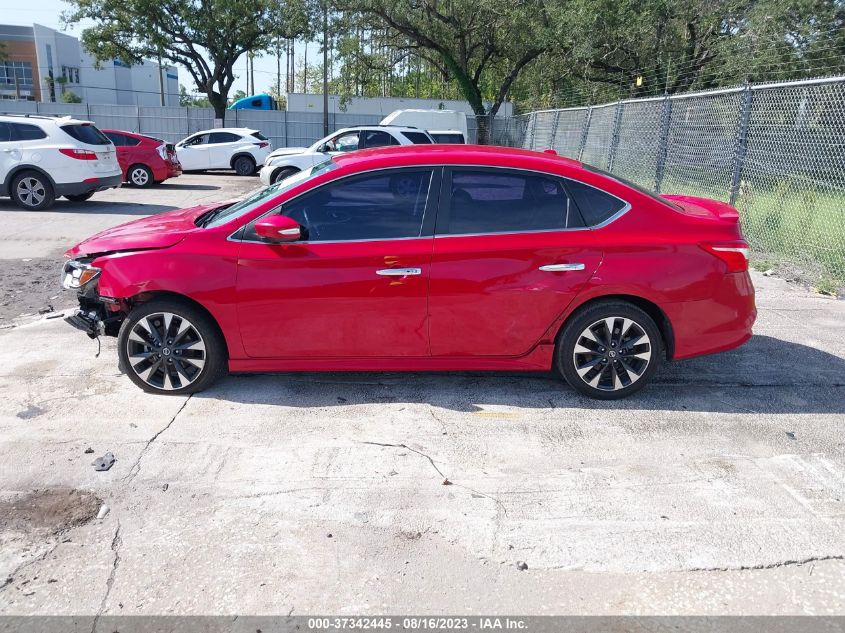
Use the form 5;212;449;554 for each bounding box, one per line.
156;144;167;160
255;142;269;148
700;242;750;272
59;148;97;160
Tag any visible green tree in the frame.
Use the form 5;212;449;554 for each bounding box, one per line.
62;90;83;103
178;83;212;107
64;0;312;121
336;0;555;143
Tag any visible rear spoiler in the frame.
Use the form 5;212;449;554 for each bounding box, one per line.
661;194;740;223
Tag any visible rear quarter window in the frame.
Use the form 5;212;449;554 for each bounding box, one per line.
566;180;627;227
61;124;112;145
401;131;433;144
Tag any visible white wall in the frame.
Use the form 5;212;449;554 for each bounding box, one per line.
286;93;514;118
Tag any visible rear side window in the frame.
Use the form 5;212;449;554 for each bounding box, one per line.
251;131;268;141
208;132;242;144
13;123;48;141
431;132;465;144
443;169;584;235
104;131;139;146
566;180;627;226
61;124;111;145
401;131;433;144
359;130;400;149
280;169;432;242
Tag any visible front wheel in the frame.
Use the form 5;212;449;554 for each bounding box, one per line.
11;171;55;210
117;299;228;395
272;167;298;184
557;301;663;400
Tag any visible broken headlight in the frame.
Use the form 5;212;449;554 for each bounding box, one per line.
62;260;101;289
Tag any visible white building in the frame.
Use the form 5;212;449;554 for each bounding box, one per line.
0;23;178;106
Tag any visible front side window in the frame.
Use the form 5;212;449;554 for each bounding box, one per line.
0;122;12;142
183;134;207;146
443;169;584;235
326;131;360;152
278;169;433;242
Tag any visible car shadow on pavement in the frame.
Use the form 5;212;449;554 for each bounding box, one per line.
153;184;220;191
206;335;845;415
0;201;179;216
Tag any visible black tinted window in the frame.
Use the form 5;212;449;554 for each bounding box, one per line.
401;131;432;144
359;130;399;149
566;179;627;226
445;170;583;235
281;169;432;241
104;131;125;146
0;122;12;142
208;132;241;144
61;124;111;145
251;131;268;141
13;123;47;141
431;132;465;144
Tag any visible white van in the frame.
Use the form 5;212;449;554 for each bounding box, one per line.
379;109;468;144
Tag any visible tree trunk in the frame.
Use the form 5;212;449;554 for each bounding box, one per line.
475;112;490;145
208;92;227;124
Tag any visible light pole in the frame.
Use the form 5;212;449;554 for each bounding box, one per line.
323;0;329;136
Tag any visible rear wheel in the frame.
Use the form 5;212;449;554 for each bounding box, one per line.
128;164;153;187
557;301;662;400
233;155;256;176
65;192;94;202
117;299;228;395
272;167;298;184
11;171;55;210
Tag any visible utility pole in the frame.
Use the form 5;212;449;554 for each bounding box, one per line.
323;0;329;135
276;38;281;98
156;48;165;106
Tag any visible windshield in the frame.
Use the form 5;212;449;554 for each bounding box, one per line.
202;159;338;228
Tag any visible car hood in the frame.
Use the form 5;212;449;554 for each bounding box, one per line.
65;201;235;258
267;146;309;159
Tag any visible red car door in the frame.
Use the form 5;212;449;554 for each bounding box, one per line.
428;168;606;357
235;168;439;359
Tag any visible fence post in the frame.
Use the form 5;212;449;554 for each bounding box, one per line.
527;113;538;149
729;85;754;206
136;105;141;134
548;110;560;150
654;95;673;192
607;101;624;171
578;107;592;161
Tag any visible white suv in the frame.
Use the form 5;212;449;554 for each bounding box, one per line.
0;114;122;210
175;128;272;176
258;126;434;186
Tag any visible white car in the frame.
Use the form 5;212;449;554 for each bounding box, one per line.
258;125;434;186
0;114;121;210
380;109;469;143
175;128;272;176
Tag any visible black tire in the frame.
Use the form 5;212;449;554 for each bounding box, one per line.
127;164;154;188
233;155;256;176
117;298;228;395
272;167;298;184
65;192;95;202
556;300;663;400
10;170;55;210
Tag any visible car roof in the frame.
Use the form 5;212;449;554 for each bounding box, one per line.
0;113;94;126
191;127;257;135
333;125;430;134
332;144;582;171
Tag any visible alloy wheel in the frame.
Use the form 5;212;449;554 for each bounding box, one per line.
16;177;46;208
572;317;652;392
130;167;150;186
125;312;206;391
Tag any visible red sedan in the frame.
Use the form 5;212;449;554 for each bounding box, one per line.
101;129;182;187
61;145;755;399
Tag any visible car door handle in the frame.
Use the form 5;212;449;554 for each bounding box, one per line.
376;268;422;276
539;263;585;272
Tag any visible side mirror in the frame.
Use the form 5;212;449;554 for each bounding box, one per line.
254;215;302;243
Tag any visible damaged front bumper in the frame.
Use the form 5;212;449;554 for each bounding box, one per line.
61;258;124;338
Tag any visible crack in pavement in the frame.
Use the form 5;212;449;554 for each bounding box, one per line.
359;441;508;516
0;539;63;595
124;396;192;483
90;521;122;633
685;554;844;573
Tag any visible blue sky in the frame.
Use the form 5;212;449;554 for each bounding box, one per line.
0;0;317;97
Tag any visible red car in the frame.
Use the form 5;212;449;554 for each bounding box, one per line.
61;145;755;399
101;129;182;187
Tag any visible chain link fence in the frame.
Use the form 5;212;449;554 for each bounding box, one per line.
500;76;845;286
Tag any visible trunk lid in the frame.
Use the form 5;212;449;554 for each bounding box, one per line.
661;194;740;223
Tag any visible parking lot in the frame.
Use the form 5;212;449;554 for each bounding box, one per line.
1;173;844;615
